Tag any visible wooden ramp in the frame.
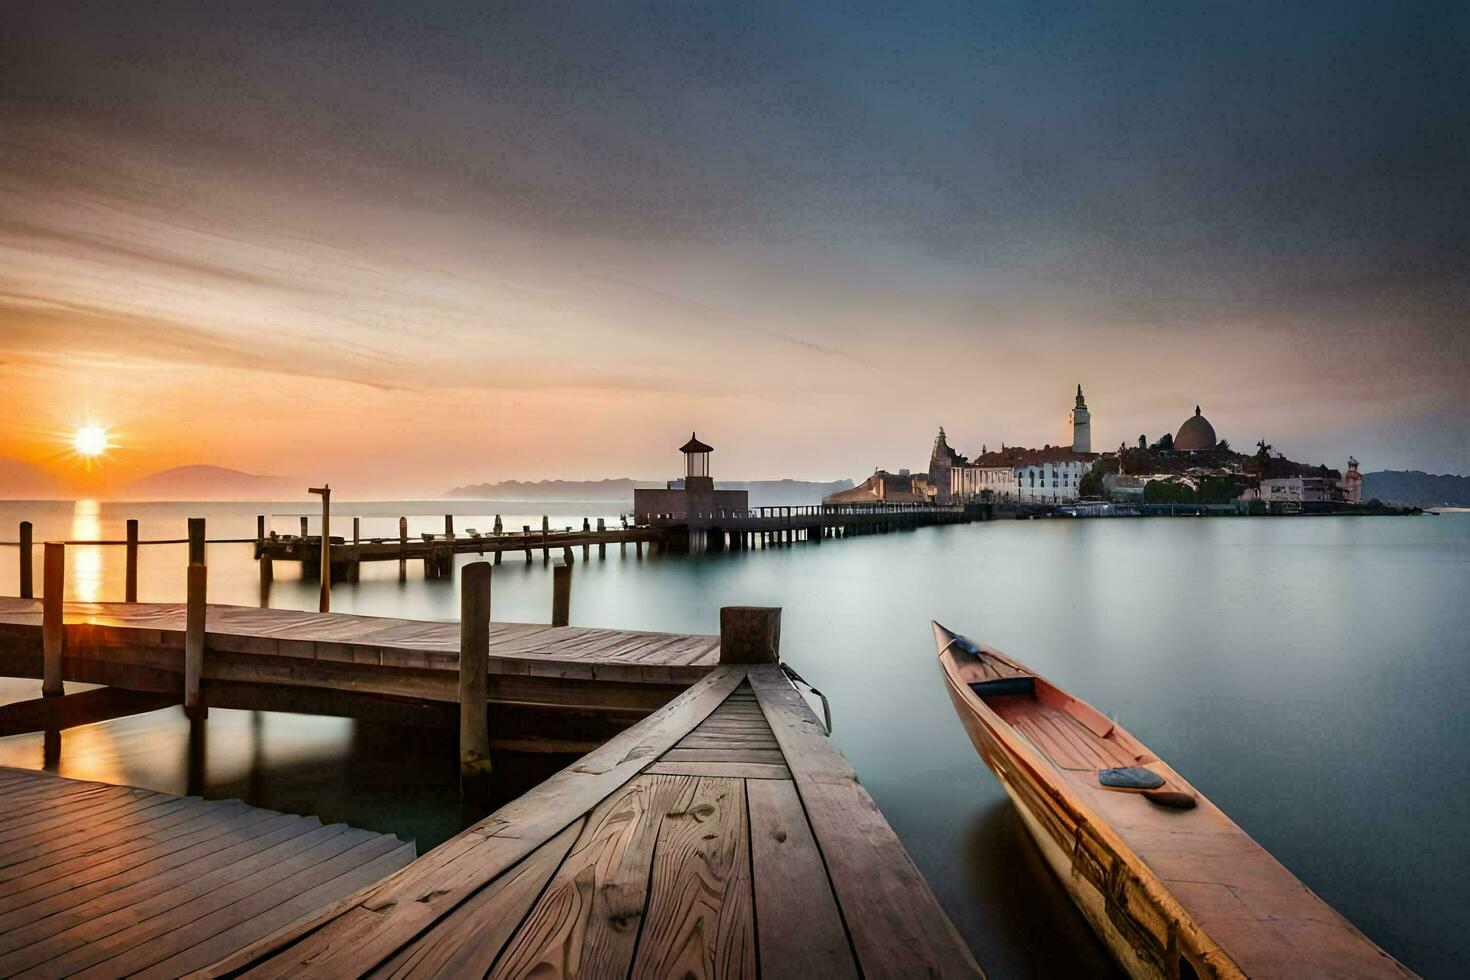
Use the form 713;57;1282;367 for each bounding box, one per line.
0;767;414;979
203;665;981;978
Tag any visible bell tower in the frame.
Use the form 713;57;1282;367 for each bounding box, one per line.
1070;385;1091;453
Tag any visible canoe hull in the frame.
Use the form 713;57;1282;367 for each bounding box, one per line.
941;670;1219;980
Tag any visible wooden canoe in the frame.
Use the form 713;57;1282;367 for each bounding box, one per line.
933;622;1414;980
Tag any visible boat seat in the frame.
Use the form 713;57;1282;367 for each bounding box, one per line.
970;678;1035;697
1099;767;1164;790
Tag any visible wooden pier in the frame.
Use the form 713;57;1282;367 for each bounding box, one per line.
0;766;414;977
0;597;718;755
202;663;980;977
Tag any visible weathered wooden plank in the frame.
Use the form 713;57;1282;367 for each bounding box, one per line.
661;748;788;765
11;827;376;978
748;665;981;978
138;842;416;980
0;819;331;965
489;776;689;978
746;778;858;979
629;777;754;979
213;667;749;977
83;835;414;979
370;821;583;979
0;807;276;924
643;761;792;780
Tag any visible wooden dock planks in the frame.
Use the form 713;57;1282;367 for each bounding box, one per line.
0;767;413;978
206;667;980;978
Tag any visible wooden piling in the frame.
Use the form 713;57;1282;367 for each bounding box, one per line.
399;516;408;581
42;542;63;697
257;514;266;541
562;545;574;565
300;516;309;538
353;516;360;544
188;517;205;565
719;606;782;664
541;515;549;562
458;561;492;799
522;526;532;562
18;521;32;599
552;562;572;627
313;487;331;612
125;518;139;601
185;560;207;719
445;514;454;540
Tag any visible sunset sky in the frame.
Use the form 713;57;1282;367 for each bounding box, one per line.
2;2;1467;496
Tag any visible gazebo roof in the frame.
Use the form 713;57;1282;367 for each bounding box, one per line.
679;432;714;454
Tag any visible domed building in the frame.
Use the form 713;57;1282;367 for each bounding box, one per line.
1174;406;1218;452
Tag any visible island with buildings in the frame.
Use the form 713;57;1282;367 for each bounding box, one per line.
827;386;1394;516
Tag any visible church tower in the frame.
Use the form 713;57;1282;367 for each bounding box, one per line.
1070;385;1091;453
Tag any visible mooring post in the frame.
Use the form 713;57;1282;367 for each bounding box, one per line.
459;561;492;799
522;526;532;562
185;518;207;719
353;516;360;545
552;561;572;627
562;545;574;565
719;606;781;664
399;516;408;581
445;514;454;540
541;515;549;562
124;518;139;601
19;521;33;599
300;516;309;538
42;542;64;697
308;486;330;612
256;514;266;541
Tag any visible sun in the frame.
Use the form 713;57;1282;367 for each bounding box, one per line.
72;425;112;458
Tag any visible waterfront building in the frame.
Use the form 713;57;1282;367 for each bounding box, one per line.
825;468;932;504
1173;405;1220;452
928;427;965;503
1256;475;1346;505
633;433;749;523
1070;385;1091;453
952;445;1097;503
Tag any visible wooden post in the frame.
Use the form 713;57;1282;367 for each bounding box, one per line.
42;542;64;697
185;559;207;719
18;521;32;599
300;516;309;538
353;516;360;544
445;514;454;540
256;514;266;541
541;515;549;562
562;545;574;564
522;526;532;562
459;561;492;799
309;486;330;613
188;517;205;565
125;518;139;601
552;562;572;627
399;516;408;581
720;607;781;664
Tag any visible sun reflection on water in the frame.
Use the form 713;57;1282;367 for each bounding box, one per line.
69;499;104;602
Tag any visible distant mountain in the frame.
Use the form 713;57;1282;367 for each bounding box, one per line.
120;465;301;501
0;458;70;499
1362;470;1470;508
444;477;856;507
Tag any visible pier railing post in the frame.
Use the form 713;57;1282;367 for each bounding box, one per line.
552;562;572;627
719;606;781;664
185;518;207;719
309;486;330;612
125;518;139;602
399;516;408;581
42;542;64;697
459;561;492;799
18;521;33;599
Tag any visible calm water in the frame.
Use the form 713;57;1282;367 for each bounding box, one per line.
2;501;1467;977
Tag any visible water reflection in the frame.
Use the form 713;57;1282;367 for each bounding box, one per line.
69;499;104;602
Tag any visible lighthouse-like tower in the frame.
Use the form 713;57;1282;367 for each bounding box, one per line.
1070;385;1091;453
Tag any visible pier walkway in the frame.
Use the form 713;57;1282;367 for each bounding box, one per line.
203;664;980;977
0;766;414;978
0;598;719;753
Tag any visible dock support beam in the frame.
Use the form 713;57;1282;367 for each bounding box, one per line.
552;562;571;627
459;561;492;799
719;606;781;664
125;519;139;601
42;542;64;697
18;521;32;599
185;518;207;720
